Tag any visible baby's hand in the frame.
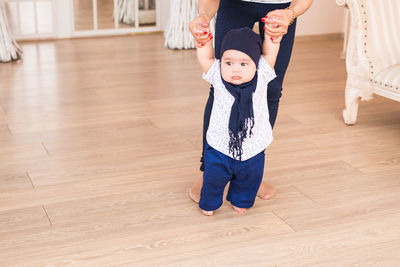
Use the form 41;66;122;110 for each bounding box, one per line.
264;28;282;44
267;35;282;44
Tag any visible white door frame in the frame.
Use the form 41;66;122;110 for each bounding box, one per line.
70;0;161;38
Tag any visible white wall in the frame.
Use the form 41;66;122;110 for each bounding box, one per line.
159;0;170;30
296;0;345;36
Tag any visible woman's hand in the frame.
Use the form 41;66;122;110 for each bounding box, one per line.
189;13;213;48
261;8;294;42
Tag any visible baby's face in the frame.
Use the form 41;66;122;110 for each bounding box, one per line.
221;50;257;85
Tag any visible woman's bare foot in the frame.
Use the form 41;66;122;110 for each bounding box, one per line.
202;210;214;216
232;205;246;214
188;175;203;203
257;181;276;200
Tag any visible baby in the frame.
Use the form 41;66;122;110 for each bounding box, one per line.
196;27;281;216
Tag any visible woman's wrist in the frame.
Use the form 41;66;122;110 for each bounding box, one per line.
197;12;211;24
285;6;297;25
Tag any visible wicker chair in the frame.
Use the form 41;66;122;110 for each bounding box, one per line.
337;0;400;124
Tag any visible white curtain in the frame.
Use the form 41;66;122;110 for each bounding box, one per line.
164;0;215;50
0;1;22;62
118;0;136;25
118;0;155;26
164;0;198;49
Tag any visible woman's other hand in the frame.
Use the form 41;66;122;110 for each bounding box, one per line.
261;8;294;40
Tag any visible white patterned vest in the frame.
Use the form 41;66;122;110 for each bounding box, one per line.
203;57;276;161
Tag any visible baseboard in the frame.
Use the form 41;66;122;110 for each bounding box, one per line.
295;33;344;42
18;31;164;43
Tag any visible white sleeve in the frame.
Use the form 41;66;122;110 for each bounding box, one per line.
202;59;220;85
258;57;277;84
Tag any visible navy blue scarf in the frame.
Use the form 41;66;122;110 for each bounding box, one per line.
222;72;258;160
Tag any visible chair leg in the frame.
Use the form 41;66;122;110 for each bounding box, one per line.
343;84;362;125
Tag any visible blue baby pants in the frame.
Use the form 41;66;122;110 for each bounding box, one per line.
199;143;265;211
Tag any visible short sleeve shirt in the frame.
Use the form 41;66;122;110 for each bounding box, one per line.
202;57;276;161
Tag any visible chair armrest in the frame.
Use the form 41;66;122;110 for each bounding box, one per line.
336;0;347;7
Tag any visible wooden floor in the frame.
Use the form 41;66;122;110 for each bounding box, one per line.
0;34;399;266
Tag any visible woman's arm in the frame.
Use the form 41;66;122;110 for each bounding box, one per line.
198;0;219;22
285;0;314;18
263;0;314;40
197;39;215;73
189;0;219;47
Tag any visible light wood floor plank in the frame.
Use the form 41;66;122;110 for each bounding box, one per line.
274;186;400;231
0;212;294;266
161;212;400;266
0;206;49;234
280;240;400;266
0;165;199;212
0;172;33;192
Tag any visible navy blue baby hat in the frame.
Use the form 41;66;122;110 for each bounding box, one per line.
220;27;262;160
220;27;262;67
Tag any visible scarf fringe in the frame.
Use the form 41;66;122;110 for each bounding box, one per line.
228;117;255;160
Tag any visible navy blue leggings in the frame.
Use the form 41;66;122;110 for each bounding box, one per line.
200;0;297;171
200;143;265;211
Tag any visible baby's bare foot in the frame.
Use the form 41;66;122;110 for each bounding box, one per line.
257;181;276;200
202;210;214;216
232;205;246;214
